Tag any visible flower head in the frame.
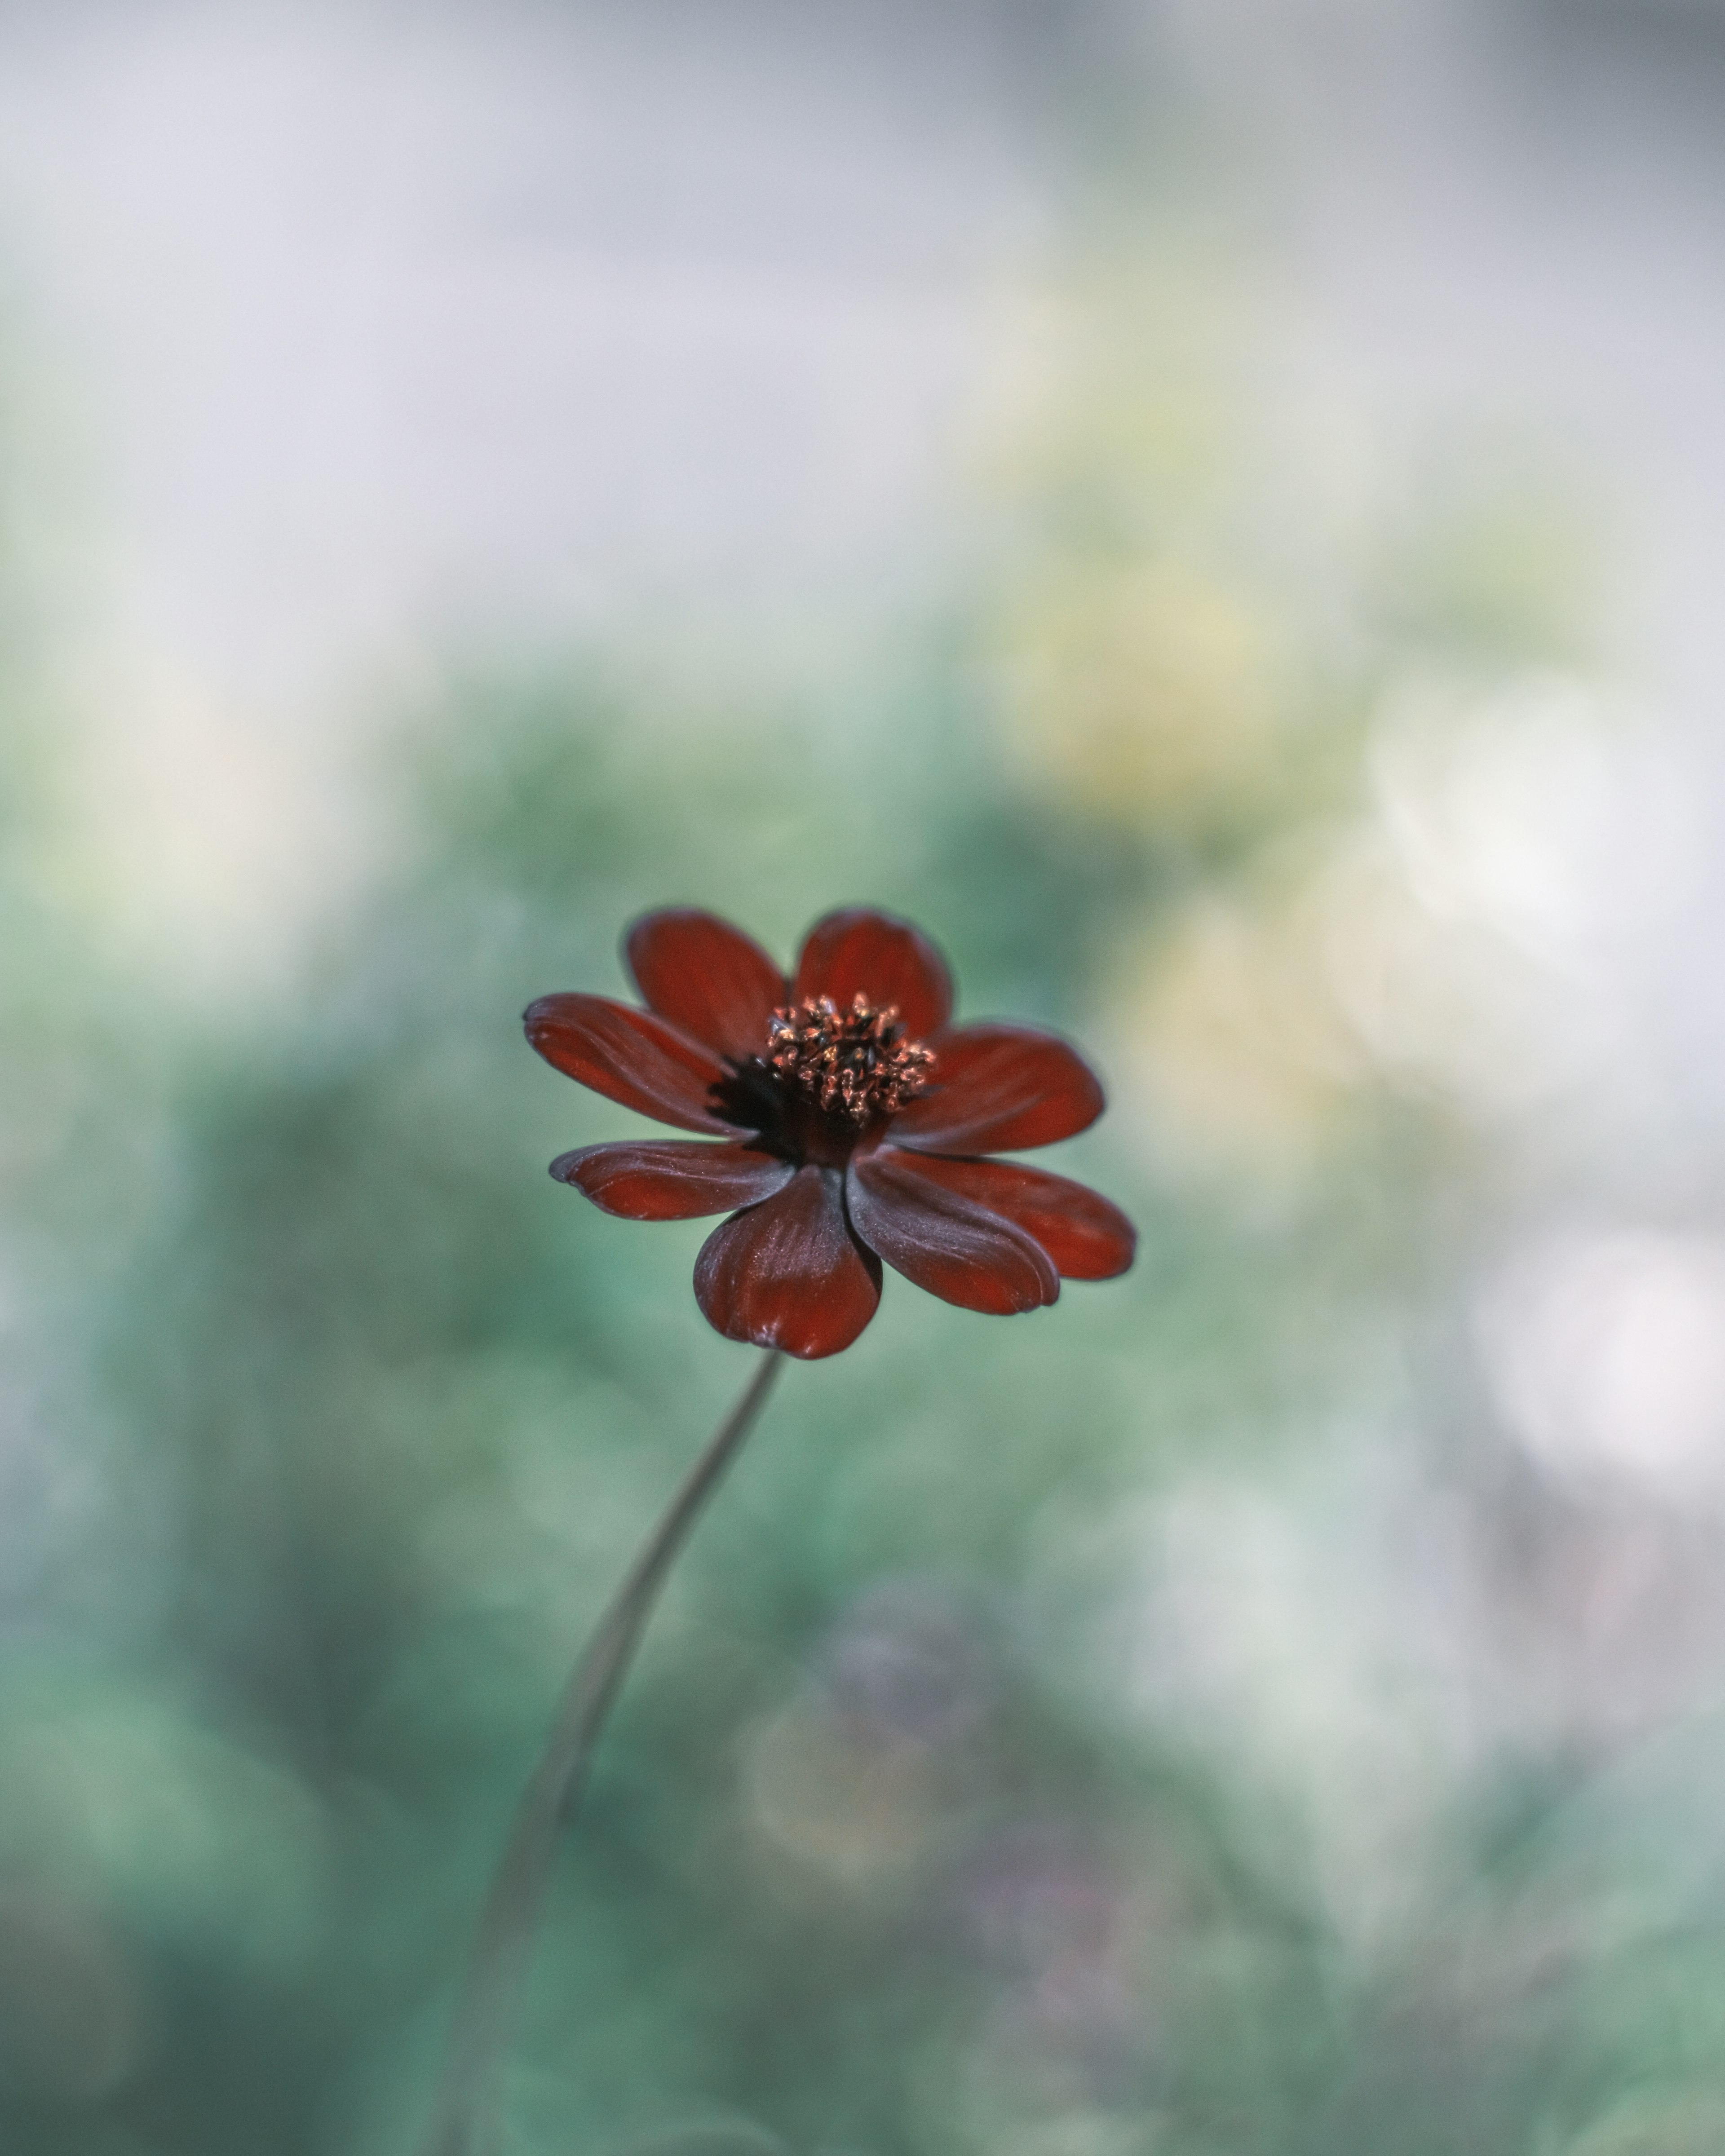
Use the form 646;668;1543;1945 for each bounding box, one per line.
525;907;1135;1358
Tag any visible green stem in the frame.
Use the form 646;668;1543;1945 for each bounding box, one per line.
422;1348;785;2156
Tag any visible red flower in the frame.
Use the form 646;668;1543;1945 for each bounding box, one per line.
525;908;1135;1359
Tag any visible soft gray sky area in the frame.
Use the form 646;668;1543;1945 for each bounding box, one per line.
0;3;1041;707
0;1;1720;701
1;0;1722;1072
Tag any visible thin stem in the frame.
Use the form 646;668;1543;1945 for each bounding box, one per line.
422;1348;785;2156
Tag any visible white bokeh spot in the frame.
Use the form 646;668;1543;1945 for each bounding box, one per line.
1478;1230;1725;1503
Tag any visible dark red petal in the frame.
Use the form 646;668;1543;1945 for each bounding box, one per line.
524;993;732;1135
847;1145;1059;1316
551;1140;795;1220
624;908;787;1064
792;908;953;1039
888;1023;1105;1154
865;1150;1135;1281
694;1166;882;1359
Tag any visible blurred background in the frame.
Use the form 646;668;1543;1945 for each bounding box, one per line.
4;2;1725;2151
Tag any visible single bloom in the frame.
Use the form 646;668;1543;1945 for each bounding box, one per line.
525;907;1135;1358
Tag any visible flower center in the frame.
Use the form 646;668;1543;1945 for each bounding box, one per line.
766;993;936;1126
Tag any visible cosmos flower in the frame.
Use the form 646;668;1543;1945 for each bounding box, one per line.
525;908;1135;1358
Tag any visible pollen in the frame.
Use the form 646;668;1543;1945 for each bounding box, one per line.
766;993;937;1124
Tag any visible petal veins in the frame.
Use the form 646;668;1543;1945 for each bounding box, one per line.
868;1149;1134;1279
625;908;787;1063
694;1166;882;1358
793;909;953;1039
553;1140;795;1219
888;1023;1104;1153
524;993;733;1134
848;1145;1059;1315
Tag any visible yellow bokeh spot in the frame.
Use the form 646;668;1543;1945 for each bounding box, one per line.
742;1697;937;1887
999;558;1286;824
1116;888;1363;1180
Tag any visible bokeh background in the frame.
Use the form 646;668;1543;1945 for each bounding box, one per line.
6;3;1725;2152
